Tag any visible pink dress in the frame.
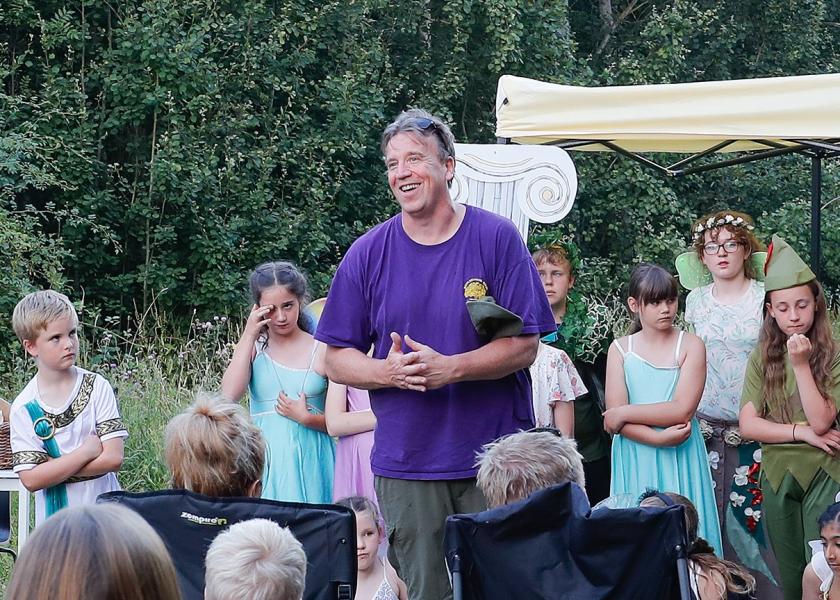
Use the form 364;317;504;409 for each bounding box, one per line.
332;387;378;506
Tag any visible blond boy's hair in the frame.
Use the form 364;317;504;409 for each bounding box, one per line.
165;393;265;497
12;290;78;342
205;519;306;600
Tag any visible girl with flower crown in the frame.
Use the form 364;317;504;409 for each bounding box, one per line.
676;210;781;598
739;235;840;600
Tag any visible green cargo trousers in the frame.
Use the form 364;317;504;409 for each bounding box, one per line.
375;476;487;600
761;469;840;600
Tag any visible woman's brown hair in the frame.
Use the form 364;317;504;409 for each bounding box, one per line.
691;210;765;280
760;280;837;422
642;492;755;598
6;504;181;600
165;393;265;497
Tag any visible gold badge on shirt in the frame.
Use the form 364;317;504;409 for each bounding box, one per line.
463;278;488;300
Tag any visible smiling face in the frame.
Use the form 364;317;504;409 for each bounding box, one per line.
384;132;454;218
822;521;840;574
257;285;301;338
700;227;748;282
23;315;79;373
354;510;381;573
766;284;816;336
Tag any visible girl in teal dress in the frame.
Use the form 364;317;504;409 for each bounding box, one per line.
221;261;336;503
603;263;722;555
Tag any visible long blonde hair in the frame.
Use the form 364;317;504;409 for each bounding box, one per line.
6;504;181;600
760;281;837;423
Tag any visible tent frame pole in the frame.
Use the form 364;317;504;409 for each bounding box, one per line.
812;155;822;279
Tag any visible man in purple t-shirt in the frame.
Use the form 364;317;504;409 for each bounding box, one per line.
315;108;555;600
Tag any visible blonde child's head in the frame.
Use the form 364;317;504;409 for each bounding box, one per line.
165;393;265;497
205;519;306;600
6;504;181;600
12;290;78;344
336;496;383;573
475;429;585;508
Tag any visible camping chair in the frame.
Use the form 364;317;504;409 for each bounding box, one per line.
98;489;356;600
445;482;692;600
0;491;16;563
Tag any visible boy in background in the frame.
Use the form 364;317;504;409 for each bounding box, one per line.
9;290;127;525
533;242;611;504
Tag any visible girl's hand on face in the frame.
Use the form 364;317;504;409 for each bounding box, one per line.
659;422;692;446
243;303;273;341
787;333;813;367
797;425;840;456
275;391;310;423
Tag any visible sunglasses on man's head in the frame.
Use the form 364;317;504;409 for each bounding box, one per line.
411;117;449;156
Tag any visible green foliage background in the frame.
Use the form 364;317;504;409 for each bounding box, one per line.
2;0;839;324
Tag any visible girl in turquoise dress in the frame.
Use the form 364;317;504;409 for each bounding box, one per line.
603;263;722;555
221;261;336;503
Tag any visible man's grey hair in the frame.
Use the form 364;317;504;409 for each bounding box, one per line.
476;430;585;508
204;519;306;600
380;108;456;163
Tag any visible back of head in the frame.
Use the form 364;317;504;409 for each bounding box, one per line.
640;491;755;596
205;519;306;600
165;393;265;497
12;290;78;343
476;429;585;507
6;504;181;600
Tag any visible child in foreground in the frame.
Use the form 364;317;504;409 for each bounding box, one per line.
9;290;127;525
641;491;755;599
803;501;840;599
603;263;722;555
739;236;840;600
336;496;407;600
6;503;180;600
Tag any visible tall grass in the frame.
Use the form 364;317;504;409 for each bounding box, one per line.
1;309;244;493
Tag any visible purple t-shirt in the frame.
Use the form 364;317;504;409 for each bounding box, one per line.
315;206;555;479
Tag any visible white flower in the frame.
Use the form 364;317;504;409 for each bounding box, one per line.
753;448;762;463
734;465;749;486
711;480;716;489
706;217;715;228
724;214;734;222
730;492;746;507
708;450;720;470
695;224;704;232
744;507;754;517
734;217;744;225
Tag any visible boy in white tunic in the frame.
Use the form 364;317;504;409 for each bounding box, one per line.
9;290;127;526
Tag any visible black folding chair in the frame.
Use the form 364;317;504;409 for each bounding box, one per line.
99;489;356;600
0;491;16;563
445;482;692;600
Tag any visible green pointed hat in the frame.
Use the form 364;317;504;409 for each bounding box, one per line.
466;296;523;340
763;234;816;292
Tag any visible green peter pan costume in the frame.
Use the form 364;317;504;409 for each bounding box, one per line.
740;235;840;600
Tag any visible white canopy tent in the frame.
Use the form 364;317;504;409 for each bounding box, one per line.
495;73;840;271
